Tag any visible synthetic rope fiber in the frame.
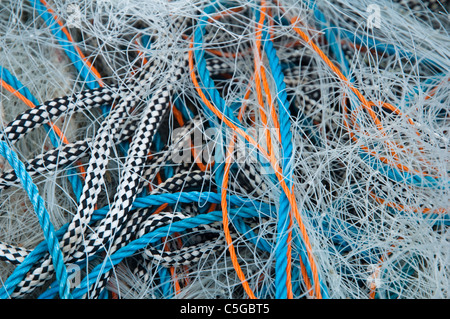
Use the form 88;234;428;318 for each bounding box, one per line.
0;0;448;299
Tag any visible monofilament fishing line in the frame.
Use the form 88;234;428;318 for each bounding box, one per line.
0;0;448;299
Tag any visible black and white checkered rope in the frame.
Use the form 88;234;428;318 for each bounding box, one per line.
0;54;161;146
60;91;147;252
0;120;138;190
206;57;236;76
236;160;271;199
60;56;171;251
149;170;211;195
1;151;267;297
8;57;187;298
70;57;188;260
1;85;119;144
83;210;190;297
85;168;211;297
2;68;270;300
0;110;201;192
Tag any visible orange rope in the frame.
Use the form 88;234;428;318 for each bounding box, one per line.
254;5;275;156
188;37;322;298
221;100;256;299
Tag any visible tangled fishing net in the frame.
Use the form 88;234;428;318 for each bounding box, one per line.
0;0;448;299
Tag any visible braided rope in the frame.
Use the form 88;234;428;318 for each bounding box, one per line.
1;86;119;144
0;120;138;190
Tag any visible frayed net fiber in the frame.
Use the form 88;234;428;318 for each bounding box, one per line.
0;0;448;299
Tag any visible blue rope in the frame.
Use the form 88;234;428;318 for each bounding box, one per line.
0;66;41;106
158;264;174;298
255;7;330;298
0;141;72;299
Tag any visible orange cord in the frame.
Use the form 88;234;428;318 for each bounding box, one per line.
221;100;256;299
254;5;275;156
188;36;322;298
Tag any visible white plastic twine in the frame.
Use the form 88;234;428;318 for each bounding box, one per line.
0;0;449;299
